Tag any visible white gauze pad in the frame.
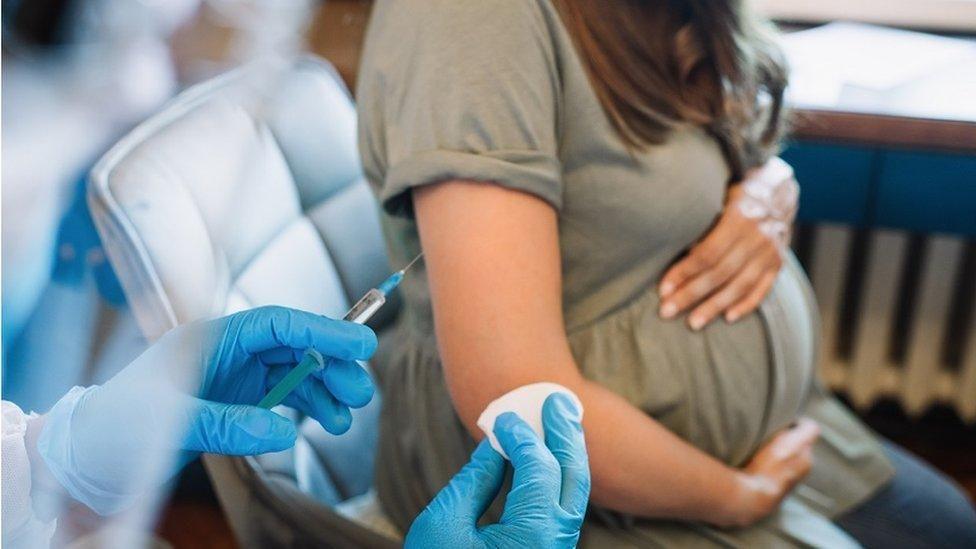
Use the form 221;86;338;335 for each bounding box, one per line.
476;382;583;460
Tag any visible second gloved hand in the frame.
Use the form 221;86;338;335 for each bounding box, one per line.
36;306;377;515
404;393;590;548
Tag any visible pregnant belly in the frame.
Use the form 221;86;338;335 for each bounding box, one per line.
567;254;819;466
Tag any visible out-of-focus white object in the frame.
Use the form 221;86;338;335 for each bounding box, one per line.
2;0;182;346
477;383;584;460
172;0;314;84
782;22;976;121
207;0;313;58
1;402;57;548
737;157;798;247
756;0;976;33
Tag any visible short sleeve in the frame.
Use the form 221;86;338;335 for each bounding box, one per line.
357;0;563;218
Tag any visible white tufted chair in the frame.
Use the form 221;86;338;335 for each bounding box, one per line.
88;56;400;547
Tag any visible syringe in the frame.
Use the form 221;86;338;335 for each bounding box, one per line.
258;253;423;409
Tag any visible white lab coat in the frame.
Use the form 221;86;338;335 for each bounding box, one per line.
2;401;57;548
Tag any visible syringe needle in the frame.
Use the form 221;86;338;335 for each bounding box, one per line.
402;252;423;274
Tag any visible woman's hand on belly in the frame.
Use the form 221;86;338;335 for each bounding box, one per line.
658;157;799;330
718;418;821;528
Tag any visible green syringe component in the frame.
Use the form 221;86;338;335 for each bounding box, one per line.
257;253;422;410
258;349;325;409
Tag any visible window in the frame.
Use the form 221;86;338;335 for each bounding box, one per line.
756;0;976;32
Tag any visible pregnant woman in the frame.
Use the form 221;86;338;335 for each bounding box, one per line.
356;0;976;545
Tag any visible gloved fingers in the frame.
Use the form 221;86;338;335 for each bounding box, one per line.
231;306;377;361
323;359;375;408
493;412;561;507
267;366;354;435
542;393;590;517
181;397;297;455
430;439;505;520
288;384;353;435
264;356;373;410
256;346;304;366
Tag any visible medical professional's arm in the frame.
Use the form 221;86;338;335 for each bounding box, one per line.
2;402;58;548
414;181;817;527
28;307;376;517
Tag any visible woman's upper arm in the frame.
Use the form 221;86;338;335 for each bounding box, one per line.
413;181;583;432
362;1;572;432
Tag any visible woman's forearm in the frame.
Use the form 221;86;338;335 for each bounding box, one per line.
575;380;743;522
445;355;742;523
446;357;743;523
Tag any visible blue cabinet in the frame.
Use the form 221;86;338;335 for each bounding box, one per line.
782;142;877;226
876;151;976;237
782;141;976;236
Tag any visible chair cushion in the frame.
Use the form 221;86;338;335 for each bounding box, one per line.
265;59;364;209
92;88;303;338
230;218;349;318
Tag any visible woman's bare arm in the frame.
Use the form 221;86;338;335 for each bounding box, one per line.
414;180;768;524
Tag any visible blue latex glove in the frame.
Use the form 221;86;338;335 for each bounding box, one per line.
36;306;376;515
404;393;590;548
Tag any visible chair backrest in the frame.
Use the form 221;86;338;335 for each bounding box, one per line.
90;56;394;338
89;56;398;547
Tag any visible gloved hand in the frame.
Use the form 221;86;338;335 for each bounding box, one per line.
36;306;376;515
404;393;590;548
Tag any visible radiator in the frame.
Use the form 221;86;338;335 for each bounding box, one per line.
793;223;976;422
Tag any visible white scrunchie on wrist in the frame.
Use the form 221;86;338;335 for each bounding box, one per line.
737;157;799;246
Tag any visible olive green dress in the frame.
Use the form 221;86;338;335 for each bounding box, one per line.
356;0;894;546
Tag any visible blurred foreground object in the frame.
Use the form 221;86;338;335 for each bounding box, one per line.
169;0;314;85
306;0;373;89
2;0;184;406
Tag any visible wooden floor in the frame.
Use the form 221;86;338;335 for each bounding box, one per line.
155;400;976;548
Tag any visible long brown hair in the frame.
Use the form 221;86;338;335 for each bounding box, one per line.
555;0;789;180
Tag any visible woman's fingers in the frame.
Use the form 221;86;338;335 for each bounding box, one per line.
658;171;796;327
659;215;740;299
747;418;819;497
687;261;767;330
662;233;766;324
661;224;782;329
725;270;778;323
772;418;820;457
694;243;780;328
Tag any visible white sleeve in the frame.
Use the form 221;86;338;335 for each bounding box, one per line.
2;401;57;548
